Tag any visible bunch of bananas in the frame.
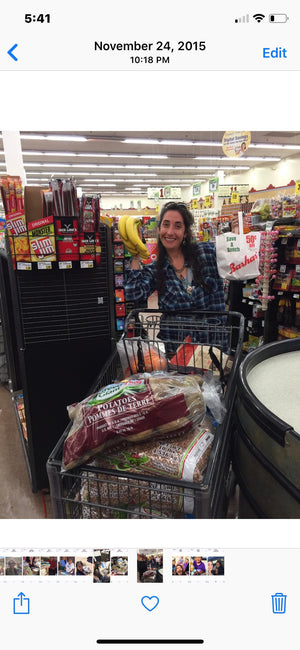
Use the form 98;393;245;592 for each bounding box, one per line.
118;215;149;259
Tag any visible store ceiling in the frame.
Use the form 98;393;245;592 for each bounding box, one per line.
1;131;300;196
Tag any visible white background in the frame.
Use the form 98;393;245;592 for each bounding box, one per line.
1;2;300;646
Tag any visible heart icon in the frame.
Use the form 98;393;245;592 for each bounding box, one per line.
141;596;159;612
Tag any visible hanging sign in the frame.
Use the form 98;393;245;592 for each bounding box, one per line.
231;192;240;204
192;199;199;209
295;181;300;195
222;131;251;158
147;187;182;199
209;177;219;193
192;182;202;196
204;195;212;207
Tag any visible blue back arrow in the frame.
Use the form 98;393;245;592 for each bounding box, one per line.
8;44;18;61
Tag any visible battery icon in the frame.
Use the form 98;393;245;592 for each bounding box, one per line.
269;13;289;22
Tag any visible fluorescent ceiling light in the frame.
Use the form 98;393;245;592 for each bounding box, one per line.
81;183;116;186
194;155;281;162
21;134;88;142
123;138;160;144
250;143;300;150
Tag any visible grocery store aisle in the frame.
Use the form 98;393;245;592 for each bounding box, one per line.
0;384;53;518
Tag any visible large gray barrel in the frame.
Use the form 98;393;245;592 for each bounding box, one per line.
233;338;300;518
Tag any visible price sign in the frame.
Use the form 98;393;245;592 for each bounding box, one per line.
295;180;300;195
37;261;52;270
17;262;32;271
204;195;211;207
155;205;159;213
80;260;94;269
192;199;198;209
231;192;240;204
59;261;72;270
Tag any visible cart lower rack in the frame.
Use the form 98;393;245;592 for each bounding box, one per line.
47;309;244;518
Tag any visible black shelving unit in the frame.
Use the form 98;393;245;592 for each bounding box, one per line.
4;223;115;491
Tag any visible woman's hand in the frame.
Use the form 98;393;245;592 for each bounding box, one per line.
130;255;141;270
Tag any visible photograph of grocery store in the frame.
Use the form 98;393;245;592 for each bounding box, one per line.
111;556;128;576
0;557;4;575
137;549;163;582
93;550;110;583
1;130;300;519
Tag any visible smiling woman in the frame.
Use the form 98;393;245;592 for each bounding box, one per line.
125;201;226;350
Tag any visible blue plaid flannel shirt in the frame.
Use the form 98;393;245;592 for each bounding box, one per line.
125;242;227;352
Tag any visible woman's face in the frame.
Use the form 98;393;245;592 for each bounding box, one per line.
159;210;186;253
176;565;183;575
207;561;213;571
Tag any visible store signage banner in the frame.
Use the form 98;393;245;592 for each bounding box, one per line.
192;199;199;209
295;181;300;195
209;177;219;193
218;184;249;198
231;192;240;204
204;195;212;207
192;182;201;196
147;187;182;199
222;131;251;158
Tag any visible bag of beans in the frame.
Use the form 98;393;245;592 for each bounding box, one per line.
79;425;214;517
62;373;205;471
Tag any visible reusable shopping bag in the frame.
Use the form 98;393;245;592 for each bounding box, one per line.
215;212;261;280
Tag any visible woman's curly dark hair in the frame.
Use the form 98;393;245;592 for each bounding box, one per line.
156;201;206;295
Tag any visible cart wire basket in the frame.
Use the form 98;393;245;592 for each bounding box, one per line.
47;309;244;519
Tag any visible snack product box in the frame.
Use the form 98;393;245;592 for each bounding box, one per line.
54;217;79;236
24;185;47;223
27;215;55;238
79;233;96;260
6;210;27;236
14;235;31;261
29;235;57;261
56;236;79;261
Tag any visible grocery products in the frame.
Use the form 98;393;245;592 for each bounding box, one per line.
80;424;214;517
62;373;205;471
118;214;149;259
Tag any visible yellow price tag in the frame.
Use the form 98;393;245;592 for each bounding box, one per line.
231;192;240;204
295;181;300;195
204;196;211;207
156;205;159;213
192;199;198;209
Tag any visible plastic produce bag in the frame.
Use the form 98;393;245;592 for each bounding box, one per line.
117;337;167;376
80;424;214;517
216;211;261;280
62;372;205;471
202;372;227;424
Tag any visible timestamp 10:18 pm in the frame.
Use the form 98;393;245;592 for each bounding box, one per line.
130;56;170;64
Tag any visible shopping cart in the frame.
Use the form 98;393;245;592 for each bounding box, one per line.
47;309;244;519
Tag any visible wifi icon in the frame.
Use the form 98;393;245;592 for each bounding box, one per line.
253;13;265;22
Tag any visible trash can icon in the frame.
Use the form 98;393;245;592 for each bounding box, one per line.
271;593;287;614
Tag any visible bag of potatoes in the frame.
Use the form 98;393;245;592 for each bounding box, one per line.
62;372;205;471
